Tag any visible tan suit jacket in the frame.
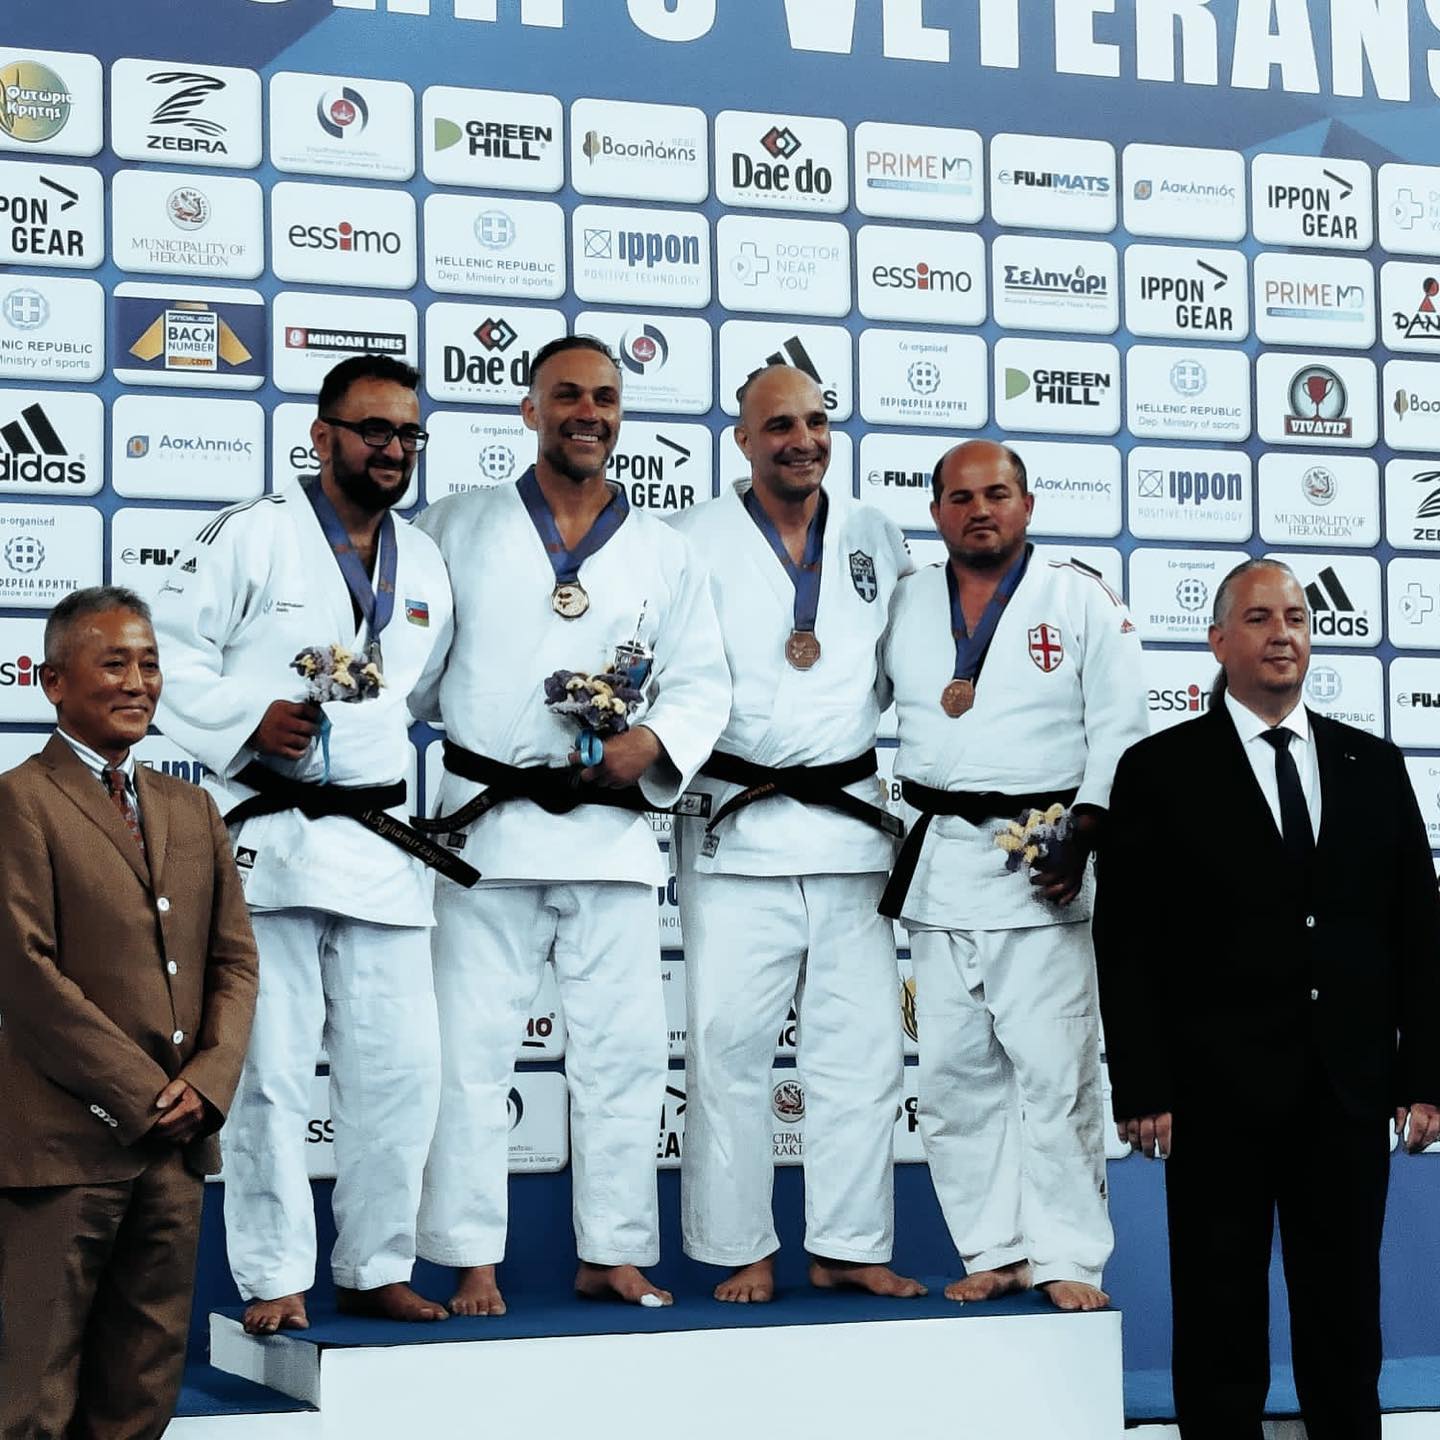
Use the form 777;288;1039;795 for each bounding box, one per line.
0;734;259;1185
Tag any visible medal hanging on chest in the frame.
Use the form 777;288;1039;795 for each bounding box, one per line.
301;479;397;671
518;467;630;622
742;486;828;671
942;546;1030;717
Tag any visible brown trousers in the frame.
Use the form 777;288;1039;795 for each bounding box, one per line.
0;1148;203;1440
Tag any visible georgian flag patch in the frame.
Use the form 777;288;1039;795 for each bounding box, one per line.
405;599;430;627
1028;623;1064;672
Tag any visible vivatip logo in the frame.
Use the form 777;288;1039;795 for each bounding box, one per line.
718;320;852;420
856;224;985;326
424;194;564;299
0;50;103;158
1383;358;1440;451
861;431;957;530
1143;647;1219;734
990;133;1116;234
1390;658;1440;747
605;420;711;515
0;616;50;721
0;160;103;269
1388;558;1440;651
1128;547;1248;643
1123;244;1248;342
576;310;713;415
571;97;707;204
271;181;416;291
853;120;982;223
110;59;261;169
1121;143;1246;242
422;85;563;193
1252;252;1375;349
1126;446;1252;542
0;388;102;495
424;302;564;406
993;336;1120;437
0;502;100;608
112;281;264;391
1125;345;1251;442
572;203;711;310
422;410;530;502
1258;453;1379;548
715;110;848;214
1384;457;1440;551
1023;441;1122;539
269;72;415;181
858;328;987;430
1379;162;1440;258
716;214;850;319
110;395;263;502
1380;260;1440;353
0;274;102;382
1267;551;1381;648
111;168;263;281
1300;655;1382;737
991;234;1117;335
271;290;417;395
1251;154;1373;251
1257;352;1378;449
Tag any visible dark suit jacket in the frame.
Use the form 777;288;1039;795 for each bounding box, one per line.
0;734;258;1186
1093;705;1440;1125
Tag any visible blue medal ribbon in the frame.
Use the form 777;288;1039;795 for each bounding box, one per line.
517;465;631;587
741;485;828;635
947;543;1031;684
301;479;398;648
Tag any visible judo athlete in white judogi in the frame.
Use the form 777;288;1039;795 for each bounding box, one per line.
669;365;926;1304
881;439;1147;1311
151;355;460;1335
411;336;729;1314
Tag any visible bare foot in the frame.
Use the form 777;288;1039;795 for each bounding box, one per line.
574;1262;673;1307
715;1256;775;1303
810;1257;928;1298
1039;1280;1109;1311
242;1292;309;1336
334;1281;448;1322
447;1264;506;1317
944;1260;1031;1303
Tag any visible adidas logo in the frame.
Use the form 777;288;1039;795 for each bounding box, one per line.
0;402;87;486
739;335;840;412
1305;565;1369;639
180;556;198;573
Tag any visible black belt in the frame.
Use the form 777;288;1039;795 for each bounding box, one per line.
877;781;1078;920
410;740;692;836
225;762;480;889
697;749;904;839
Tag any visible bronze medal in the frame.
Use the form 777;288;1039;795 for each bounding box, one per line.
552;582;590;620
941;678;975;717
785;630;821;670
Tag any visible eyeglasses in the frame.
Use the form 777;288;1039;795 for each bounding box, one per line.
322;416;430;452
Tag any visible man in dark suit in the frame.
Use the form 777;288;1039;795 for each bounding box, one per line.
1093;557;1440;1440
0;586;258;1440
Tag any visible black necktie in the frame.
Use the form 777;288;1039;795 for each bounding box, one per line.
1260;728;1313;872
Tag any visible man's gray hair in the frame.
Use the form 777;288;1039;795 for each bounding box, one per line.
44;586;152;668
1211;558;1303;627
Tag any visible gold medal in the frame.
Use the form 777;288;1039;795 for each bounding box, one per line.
552;582;590;619
941;678;975;717
785;630;821;670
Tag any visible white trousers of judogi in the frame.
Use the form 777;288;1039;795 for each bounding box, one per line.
680;870;902;1267
417;880;667;1268
222;909;440;1300
909;921;1112;1287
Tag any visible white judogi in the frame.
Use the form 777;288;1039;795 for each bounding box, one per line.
668;482;911;1266
883;552;1147;1286
151;481;454;1298
412;479;729;1268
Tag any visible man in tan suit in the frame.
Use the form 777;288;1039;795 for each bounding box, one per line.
0;585;258;1440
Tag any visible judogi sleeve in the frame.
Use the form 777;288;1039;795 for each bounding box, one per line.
1074;576;1148;811
635;531;731;809
874;519;914;715
407;498;456;725
151;511;274;779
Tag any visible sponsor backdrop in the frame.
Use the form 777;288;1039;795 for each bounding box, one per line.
5;0;1439;1375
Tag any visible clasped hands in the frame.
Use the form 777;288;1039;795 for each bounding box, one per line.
1116;1103;1440;1160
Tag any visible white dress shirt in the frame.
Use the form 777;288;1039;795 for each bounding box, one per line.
1224;690;1321;841
56;727;142;822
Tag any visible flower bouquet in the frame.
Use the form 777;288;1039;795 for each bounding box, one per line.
994;802;1075;884
543;664;646;768
290;644;385;778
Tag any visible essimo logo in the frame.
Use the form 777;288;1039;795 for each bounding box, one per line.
286;218;402;255
871;260;971;293
0;651;36;686
271;182;416;290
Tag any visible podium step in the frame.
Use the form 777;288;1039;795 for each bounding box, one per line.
164;1363;317;1437
211;1284;1122;1440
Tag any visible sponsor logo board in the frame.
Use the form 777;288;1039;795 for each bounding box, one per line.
1123;244;1247;341
423;302;565;406
111;506;220;602
1379;162;1440;258
1024;441;1122;539
1121;143;1246;241
716;213;850;318
856;224;985;326
1387;558;1440;650
269;72;415;181
111;281;264;390
572;203;710;309
576;311;712;415
424;194;564;299
0;616;50;720
423;410;529;503
993;336;1120;437
0;49;103;158
858;328;986;430
0;159;102;268
1258;453;1379;548
605;421;711;514
1253;252;1375;348
1127;546;1248;642
1302;656;1383;738
0;274;102;381
1256;353;1378;449
853;120;983;223
715;110;848;214
1144;647;1218;733
718;320;852;420
111;168;263;280
1251;153;1373;250
271;181;416;290
860;431;961;529
570;97;707;203
1383;358;1440;450
0;388;102;495
1390;657;1440;745
1126;446;1253;541
0;502;101;608
1125;345;1251;442
111;395;264;502
110;59;261;169
991;234;1117;334
1385;457;1440;551
1265;551;1381;648
422;85;564;193
990;132;1116;234
271;290;417;395
1381;260;1440;353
